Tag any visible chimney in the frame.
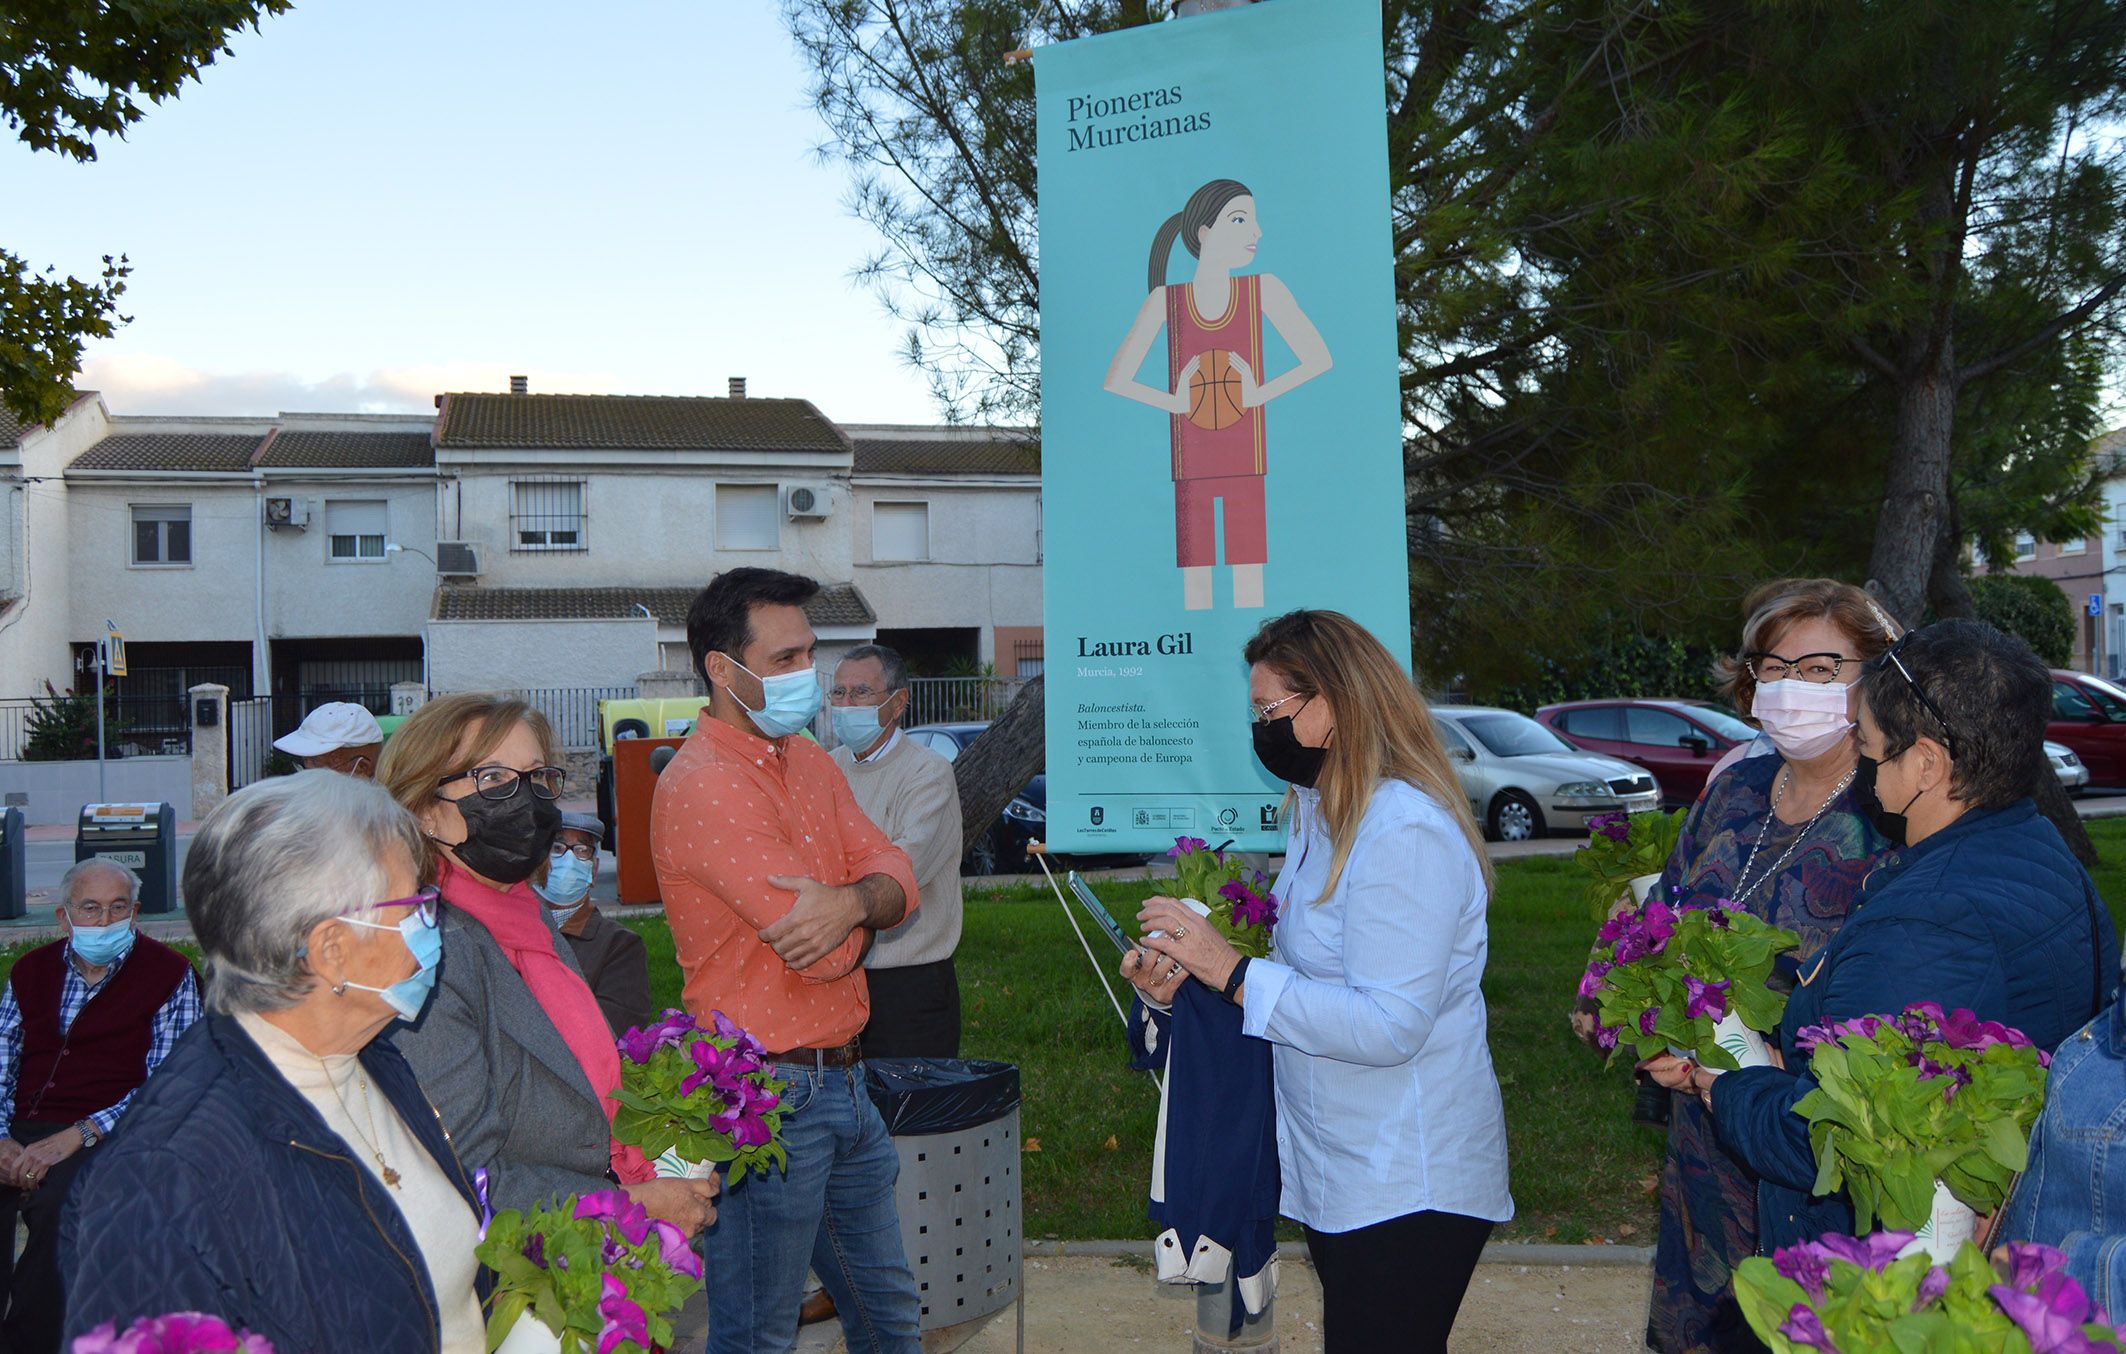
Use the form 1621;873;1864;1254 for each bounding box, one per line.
510;375;529;395
728;377;747;399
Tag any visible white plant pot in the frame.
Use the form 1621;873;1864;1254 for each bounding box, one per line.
1896;1179;1976;1263
1628;874;1663;904
1711;1011;1773;1068
653;1145;718;1180
494;1310;565;1354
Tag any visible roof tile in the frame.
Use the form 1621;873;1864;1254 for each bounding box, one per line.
257;432;436;469
68;434;263;473
433;582;874;629
436;394;849;454
850;430;1040;477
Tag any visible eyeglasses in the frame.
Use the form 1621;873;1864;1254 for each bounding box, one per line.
827;684;891;703
350;886;440;929
1251;692;1308;724
1745;652;1853;684
63;898;135;925
550;840;597;863
1881;634;1959;760
436;764;566;801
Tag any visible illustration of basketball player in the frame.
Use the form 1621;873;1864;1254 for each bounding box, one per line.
1103;178;1332;610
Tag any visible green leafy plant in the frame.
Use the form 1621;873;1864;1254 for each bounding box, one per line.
1581;896;1798;1070
475;1189;701;1354
1166;837;1278;959
1734;1234;2126;1353
21;680;120;763
609;1009;788;1185
1793;1004;2050;1232
1575;809;1686;921
1969;574;2075;668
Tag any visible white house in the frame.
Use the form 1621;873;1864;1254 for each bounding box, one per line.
1;383;1043;752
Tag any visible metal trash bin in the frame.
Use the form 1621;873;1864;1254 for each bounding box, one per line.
75;802;177;914
866;1059;1024;1346
0;806;23;920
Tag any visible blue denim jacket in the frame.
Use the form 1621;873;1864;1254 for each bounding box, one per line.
2001;995;2126;1318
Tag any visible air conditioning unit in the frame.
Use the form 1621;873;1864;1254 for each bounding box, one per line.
263;497;312;529
436;541;483;577
784;484;833;520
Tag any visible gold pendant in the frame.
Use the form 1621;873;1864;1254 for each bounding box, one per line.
382;1165;402;1189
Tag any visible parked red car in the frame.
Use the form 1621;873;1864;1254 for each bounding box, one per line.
1536;699;1761;806
2046;670;2126;788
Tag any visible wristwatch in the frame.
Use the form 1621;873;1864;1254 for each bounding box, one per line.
74;1119;100;1149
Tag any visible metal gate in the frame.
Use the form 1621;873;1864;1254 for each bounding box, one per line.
229;696;276;789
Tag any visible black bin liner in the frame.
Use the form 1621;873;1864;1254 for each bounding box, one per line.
864;1058;1021;1137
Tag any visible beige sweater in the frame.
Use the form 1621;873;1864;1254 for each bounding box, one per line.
237;1013;487;1354
833;732;965;968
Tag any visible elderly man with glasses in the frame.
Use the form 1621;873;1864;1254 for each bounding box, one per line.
0;858;200;1352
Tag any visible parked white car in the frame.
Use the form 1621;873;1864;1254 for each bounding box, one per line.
2048;740;2090;796
1431;705;1663;842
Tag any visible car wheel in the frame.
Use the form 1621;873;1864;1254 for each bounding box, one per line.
967;829;999;877
1488;790;1545;843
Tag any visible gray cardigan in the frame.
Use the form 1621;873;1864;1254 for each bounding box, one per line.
390;902;616;1212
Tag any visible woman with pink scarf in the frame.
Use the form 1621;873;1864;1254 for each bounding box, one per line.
381;694;717;1234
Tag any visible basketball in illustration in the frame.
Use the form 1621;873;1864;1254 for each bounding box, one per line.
1187;349;1245;430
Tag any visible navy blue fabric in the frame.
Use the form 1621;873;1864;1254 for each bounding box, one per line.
59;1014;481;1352
1712;800;2120;1253
1128;983;1279;1334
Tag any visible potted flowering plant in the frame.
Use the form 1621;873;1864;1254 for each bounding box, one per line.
1575;808;1686;921
1733;1234;2126;1353
1581;896;1798;1071
71;1315;275;1353
1165;837;1278;959
610;1009;788;1184
1793;1003;2050;1259
476;1188;704;1354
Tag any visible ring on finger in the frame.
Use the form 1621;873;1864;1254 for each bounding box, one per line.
1173;925;1188;940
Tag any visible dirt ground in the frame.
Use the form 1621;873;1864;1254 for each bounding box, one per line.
738;1253;1652;1353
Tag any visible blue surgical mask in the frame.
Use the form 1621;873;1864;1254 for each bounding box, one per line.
831;702;888;754
534;852;594;908
69;921;135;968
340;914;443;1023
723;655;823;739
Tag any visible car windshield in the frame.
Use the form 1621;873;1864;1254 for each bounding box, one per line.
1685;703;1759;742
2081;676;2126;720
1452;711;1577;758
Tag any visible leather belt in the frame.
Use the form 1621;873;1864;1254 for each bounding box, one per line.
766;1038;863;1069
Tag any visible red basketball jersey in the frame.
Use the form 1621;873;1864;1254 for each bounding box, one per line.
1165;274;1265;481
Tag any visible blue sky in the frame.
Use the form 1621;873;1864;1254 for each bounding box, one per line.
0;1;937;423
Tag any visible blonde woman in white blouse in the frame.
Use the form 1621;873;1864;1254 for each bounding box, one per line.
1135;610;1512;1354
62;771;487;1352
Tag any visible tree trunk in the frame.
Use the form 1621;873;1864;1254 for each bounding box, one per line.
1866;338;1958;626
951;676;1046;857
1926;493;1976;621
2032;760;2098;868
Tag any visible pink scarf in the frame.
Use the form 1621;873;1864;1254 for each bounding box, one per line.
437;858;652;1184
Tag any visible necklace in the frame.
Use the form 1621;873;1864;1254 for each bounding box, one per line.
323;1060;402;1190
1731;763;1856;907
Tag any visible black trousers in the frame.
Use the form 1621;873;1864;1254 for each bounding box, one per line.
860;957;961;1059
0;1120;92;1354
1304;1209;1494;1354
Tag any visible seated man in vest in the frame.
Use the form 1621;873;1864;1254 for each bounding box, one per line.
0;859;201;1352
535;812;653;1037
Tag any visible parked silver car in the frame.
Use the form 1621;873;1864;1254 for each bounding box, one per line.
1431;705;1662;842
2048;740;2090;796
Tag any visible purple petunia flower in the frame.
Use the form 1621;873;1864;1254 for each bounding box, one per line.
523;1231;547;1268
1776;1303;1838;1350
1771;1242;1832;1299
1992;1271;2107;1352
597;1273;651;1354
1638;1008;1660;1037
2003;1242;2072;1290
1166;836;1208;858
1594;1024;1619;1051
1915;1265;1950;1310
710;1009;766;1059
69;1313;278;1354
1577;961;1613;1000
1813;1231;1913;1273
1684;975;1730;1021
575;1189;653;1247
651;1218;705;1279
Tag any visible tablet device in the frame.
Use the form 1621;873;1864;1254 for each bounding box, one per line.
1068;871;1137;955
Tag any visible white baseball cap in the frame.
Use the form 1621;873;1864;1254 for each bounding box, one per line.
274;702;386;757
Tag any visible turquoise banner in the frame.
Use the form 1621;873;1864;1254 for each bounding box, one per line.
1036;1;1409;853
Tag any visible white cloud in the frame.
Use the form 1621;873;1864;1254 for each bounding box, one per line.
78;354;631;417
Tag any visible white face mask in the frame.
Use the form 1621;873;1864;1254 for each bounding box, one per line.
1751;679;1855;761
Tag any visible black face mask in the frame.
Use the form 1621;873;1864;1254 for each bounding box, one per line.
1253;715;1328;788
439;786;562;885
1853;752;1925;848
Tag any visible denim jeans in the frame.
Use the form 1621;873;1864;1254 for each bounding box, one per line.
700;1061;921;1354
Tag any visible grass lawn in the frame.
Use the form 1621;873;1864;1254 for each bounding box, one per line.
14;815;2126;1245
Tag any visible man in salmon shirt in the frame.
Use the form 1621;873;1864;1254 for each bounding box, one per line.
651;567;922;1354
